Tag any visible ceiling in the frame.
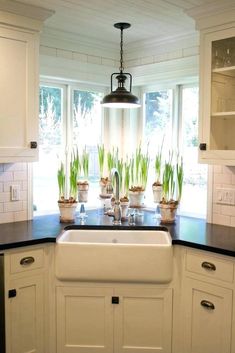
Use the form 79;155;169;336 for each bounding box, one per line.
16;0;218;47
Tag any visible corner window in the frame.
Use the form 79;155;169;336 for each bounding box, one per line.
143;85;207;218
33;83;103;215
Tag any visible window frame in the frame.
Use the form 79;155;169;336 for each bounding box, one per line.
31;78;107;217
142;83;208;219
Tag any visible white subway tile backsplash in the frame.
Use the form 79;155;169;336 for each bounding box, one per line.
4;163;27;171
212;165;235;227
13;171;27;181
0;172;13;182
14;210;28;222
0;193;10;203
0;163;28;224
4;201;23;213
212;213;230;226
0;212;14;224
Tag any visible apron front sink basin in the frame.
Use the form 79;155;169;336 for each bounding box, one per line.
55;228;173;283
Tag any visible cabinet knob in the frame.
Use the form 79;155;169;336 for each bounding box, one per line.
20;256;35;266
30;141;37;149
201;300;215;310
111;296;119;304
8;289;17;298
201;261;216;271
199;143;207;151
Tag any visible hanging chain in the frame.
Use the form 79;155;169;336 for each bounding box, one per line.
119;27;124;73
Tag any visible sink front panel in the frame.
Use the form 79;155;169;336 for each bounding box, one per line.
55;229;173;283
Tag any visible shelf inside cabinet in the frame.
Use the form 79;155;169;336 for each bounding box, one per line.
212;66;235;77
212;111;235;117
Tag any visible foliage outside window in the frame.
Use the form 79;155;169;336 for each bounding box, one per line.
33;84;103;215
143;86;207;218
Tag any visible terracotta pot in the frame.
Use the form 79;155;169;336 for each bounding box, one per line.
129;190;145;208
77;182;89;203
152;184;162;203
159;203;178;224
58;201;78;223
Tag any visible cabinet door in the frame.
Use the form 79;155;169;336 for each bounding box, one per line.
6;274;44;353
56;286;114;353
183;278;232;353
114;287;173;353
0;26;39;162
199;26;235;164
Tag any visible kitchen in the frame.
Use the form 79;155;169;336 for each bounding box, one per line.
0;0;235;353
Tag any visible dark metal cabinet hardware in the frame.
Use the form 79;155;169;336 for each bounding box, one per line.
20;256;35;266
201;300;215;310
8;289;17;298
112;296;119;304
201;261;216;271
199;143;207;150
30;141;37;149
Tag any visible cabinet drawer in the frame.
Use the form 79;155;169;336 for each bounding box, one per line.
10;248;44;274
185;251;234;283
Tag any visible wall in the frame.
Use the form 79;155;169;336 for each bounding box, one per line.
0;163;28;224
212;166;235;226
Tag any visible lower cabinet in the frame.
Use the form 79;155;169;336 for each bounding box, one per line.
182;278;233;353
4;245;50;353
6;274;44;353
56;286;173;353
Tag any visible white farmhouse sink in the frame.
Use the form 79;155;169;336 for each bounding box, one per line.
55;229;173;283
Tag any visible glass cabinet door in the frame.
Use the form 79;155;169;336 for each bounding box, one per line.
210;36;235;151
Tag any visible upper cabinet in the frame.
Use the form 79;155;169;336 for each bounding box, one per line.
187;3;235;165
0;3;54;163
199;27;235;165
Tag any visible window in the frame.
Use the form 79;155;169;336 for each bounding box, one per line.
143;89;174;208
143;85;207;218
33;83;103;215
180;86;207;218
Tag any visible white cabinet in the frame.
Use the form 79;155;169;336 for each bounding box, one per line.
7;274;44;353
196;19;235;164
114;287;172;353
0;25;39;162
56;285;173;353
181;248;234;353
183;278;232;353
4;245;51;353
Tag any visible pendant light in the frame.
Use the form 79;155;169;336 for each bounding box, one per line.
101;22;141;109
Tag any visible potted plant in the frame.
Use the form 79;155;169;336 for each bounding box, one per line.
159;153;183;223
57;157;78;223
129;146;149;208
77;147;89;203
152;142;163;203
119;158;129;220
98;144;107;195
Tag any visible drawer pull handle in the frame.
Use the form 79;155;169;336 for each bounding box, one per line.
201;300;215;310
20;256;35;266
201;261;216;271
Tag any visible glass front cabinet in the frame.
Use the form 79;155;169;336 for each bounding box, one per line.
199;27;235;165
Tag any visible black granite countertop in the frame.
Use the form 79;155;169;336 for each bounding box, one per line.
0;210;235;257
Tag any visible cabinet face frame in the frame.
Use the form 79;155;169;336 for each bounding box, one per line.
199;26;235;165
0;25;39;162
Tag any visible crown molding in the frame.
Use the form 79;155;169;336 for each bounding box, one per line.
0;0;54;21
186;0;235;30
